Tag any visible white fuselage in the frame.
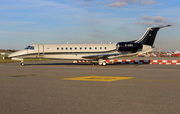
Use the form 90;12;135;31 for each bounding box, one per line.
9;44;119;60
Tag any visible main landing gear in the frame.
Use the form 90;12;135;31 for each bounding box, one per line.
92;62;106;66
98;59;107;66
98;62;107;66
92;60;107;66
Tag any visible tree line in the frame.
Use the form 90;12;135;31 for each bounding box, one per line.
0;49;18;52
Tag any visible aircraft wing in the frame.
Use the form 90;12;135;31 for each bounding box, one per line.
82;52;128;59
82;44;153;59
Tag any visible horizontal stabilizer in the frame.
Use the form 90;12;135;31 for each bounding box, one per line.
151;25;172;29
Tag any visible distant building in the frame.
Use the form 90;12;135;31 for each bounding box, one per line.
0;52;11;55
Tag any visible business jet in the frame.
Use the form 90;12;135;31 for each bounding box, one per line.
8;25;171;66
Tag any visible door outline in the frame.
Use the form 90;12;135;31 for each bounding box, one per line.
38;44;44;56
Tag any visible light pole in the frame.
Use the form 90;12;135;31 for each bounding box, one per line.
159;44;161;57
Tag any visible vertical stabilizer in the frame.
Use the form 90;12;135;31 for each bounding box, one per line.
135;25;171;46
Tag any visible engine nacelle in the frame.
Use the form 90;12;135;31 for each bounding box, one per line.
116;42;142;51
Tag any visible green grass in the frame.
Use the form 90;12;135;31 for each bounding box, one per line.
0;59;19;63
0;56;52;63
24;58;52;61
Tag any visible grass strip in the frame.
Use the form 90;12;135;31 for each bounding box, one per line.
0;58;51;63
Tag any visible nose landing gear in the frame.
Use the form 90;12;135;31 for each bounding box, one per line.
21;62;25;66
21;60;25;66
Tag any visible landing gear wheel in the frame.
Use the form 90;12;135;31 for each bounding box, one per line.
21;62;25;66
99;62;103;66
102;62;107;66
99;62;106;66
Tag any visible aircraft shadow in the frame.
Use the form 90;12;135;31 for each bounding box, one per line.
25;63;91;66
24;62;144;66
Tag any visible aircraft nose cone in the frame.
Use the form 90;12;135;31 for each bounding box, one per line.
8;53;15;58
8;50;27;58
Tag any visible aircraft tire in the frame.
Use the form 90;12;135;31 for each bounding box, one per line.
102;62;107;66
21;63;25;66
99;62;103;66
99;62;107;66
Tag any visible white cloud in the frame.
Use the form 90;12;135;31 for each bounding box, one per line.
140;0;156;5
0;0;70;10
136;21;155;26
108;2;128;7
78;3;90;6
136;15;179;26
91;33;99;36
142;15;167;22
107;0;156;8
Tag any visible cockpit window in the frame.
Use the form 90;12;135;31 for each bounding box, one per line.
24;46;34;50
29;46;34;50
25;46;30;49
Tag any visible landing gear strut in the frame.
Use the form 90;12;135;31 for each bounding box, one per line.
21;60;25;66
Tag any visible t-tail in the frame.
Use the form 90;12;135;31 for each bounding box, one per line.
116;25;172;53
134;25;172;46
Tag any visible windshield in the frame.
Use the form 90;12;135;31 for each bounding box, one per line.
24;46;34;50
25;46;31;49
29;46;34;50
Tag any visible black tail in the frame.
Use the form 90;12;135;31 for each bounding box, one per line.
134;25;171;46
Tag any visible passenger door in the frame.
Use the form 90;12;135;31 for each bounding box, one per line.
38;44;44;56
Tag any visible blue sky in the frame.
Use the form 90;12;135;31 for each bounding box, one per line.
0;0;180;51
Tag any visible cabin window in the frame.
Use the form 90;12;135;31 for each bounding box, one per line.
100;47;102;49
70;47;72;50
104;47;107;49
89;47;91;50
95;47;97;50
66;47;68;50
85;47;87;50
57;48;59;50
61;48;63;50
80;47;82;50
75;47;77;50
29;46;34;50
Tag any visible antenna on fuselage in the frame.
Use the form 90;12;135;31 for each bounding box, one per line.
67;42;68;44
